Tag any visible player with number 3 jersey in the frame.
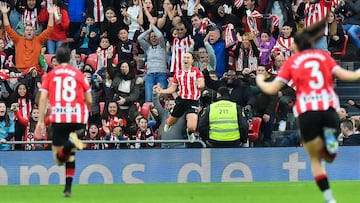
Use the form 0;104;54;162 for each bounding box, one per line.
255;19;360;203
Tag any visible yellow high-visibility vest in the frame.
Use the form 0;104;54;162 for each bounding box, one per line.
209;100;240;141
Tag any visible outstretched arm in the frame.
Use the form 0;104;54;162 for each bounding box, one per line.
334;66;360;82
256;74;285;95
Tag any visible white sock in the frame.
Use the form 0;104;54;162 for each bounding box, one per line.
324;189;335;201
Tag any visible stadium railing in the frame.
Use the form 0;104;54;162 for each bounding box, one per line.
5;139;207;148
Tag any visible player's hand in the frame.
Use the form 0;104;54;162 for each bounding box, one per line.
35;121;45;140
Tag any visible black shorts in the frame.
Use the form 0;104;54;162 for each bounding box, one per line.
50;123;86;146
171;97;199;118
297;108;340;143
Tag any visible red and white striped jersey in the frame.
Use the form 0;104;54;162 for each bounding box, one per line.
173;66;204;100
272;37;294;59
276;49;339;117
304;0;331;34
170;36;193;73
22;9;39;30
40;64;91;124
93;0;104;23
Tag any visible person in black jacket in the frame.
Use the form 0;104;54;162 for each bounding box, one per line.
198;86;248;148
202;68;252;107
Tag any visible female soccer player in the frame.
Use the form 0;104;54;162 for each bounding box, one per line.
155;52;204;142
255;19;360;203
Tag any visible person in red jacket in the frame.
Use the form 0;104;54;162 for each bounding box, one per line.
44;0;70;54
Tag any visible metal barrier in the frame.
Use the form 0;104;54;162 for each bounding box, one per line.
4;139;207;148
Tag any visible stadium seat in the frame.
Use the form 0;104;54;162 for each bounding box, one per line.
44;54;55;67
99;102;105;116
332;35;348;59
248;117;262;147
86;53;98;71
141;102;153;119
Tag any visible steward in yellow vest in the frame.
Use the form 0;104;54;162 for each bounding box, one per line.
198;87;248;147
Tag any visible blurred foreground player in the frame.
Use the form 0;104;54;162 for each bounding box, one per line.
256;19;360;203
35;44;92;197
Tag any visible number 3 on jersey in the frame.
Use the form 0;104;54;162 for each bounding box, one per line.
305;60;324;90
53;76;77;102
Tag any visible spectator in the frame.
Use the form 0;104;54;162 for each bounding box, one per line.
95;37;112;72
65;0;87;38
271;21;295;59
84;123;107;150
327;10;345;55
190;13;206;51
122;0;142;41
198;86;248;148
87;0;113;29
0;16;15;58
9;83;33;150
245;66;278;146
73;14;100;55
241;0;262;36
155;52;205;142
100;100;127;136
14;0;47;35
106;57;142;124
335;0;360;54
83;69;104;126
338;105;351;121
13;103;47;150
152;90;187;148
1;2;55;72
263;0;295;32
193;32;216;71
234;32;260;73
348;99;360;110
208;26;228;78
157;0;180;40
297;0;332;51
169;22;194;74
100;7;126;45
45;0;70;54
115;26;138;65
341;119;360;146
257;29;276;67
203;68;251;107
137;24;168;102
138;0;158;31
130;116;159;148
109;125;130;149
0;101;15;150
1;67;21;105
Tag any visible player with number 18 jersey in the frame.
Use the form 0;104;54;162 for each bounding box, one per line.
276;49;340;117
40;64;91;124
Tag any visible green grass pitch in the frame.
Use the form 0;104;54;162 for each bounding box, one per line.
1;181;359;203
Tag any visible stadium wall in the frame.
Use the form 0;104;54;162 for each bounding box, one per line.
0;147;359;185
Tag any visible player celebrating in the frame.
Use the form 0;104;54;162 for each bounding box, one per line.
35;44;92;197
255;19;360;203
155;52;204;142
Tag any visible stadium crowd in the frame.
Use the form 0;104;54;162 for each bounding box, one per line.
0;0;360;150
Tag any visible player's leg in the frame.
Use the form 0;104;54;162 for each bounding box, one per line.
186;113;198;142
64;153;76;197
184;100;200;142
303;138;336;203
299;111;337;203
